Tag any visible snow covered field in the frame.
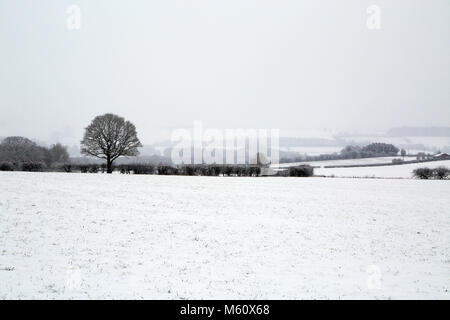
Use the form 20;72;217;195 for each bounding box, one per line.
316;160;450;179
0;172;449;299
278;156;418;168
280;146;343;155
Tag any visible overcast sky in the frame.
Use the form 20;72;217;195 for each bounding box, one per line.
0;0;449;145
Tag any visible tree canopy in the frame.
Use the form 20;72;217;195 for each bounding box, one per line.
0;136;68;167
81;113;142;173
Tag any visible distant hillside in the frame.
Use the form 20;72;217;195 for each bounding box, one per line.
387;127;450;137
279;137;343;147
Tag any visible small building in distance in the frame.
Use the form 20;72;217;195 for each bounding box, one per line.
433;153;450;160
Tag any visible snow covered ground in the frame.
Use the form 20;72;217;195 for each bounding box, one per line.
0;172;449;299
278;156;418;168
280;146;343;155
316;160;450;179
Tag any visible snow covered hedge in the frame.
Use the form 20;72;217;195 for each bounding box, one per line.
288;165;314;177
0;161;16;171
413;166;449;179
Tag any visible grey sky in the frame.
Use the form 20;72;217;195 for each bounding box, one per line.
0;0;449;145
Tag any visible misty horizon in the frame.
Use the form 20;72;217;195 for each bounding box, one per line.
1;0;449;146
1;1;449;303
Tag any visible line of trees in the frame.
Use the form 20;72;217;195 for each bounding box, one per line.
4;114;398;178
340;143;399;159
56;163;263;176
281;142;401;163
0;136;69;171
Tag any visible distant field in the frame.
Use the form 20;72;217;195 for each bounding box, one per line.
280;146;343;156
1;172;449;299
315;160;450;179
277;156;418;168
279;136;450;158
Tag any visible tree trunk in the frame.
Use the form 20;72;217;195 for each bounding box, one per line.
106;157;113;174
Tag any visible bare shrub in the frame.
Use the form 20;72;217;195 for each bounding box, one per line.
413;167;433;179
0;161;15;171
288;165;314;177
21;161;46;172
433;167;449;180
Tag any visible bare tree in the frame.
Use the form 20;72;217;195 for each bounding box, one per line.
0;136;44;162
81;113;142;173
400;148;406;159
47;143;69;166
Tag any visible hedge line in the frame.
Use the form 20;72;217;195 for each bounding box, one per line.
413;167;449;180
0;161;317;177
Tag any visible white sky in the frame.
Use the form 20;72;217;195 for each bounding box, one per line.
0;0;449;145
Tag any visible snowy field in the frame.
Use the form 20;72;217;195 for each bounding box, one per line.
0;172;449;299
316;160;450;179
280;146;343;156
278;156;417;168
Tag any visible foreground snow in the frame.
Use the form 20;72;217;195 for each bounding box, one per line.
0;172;449;299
